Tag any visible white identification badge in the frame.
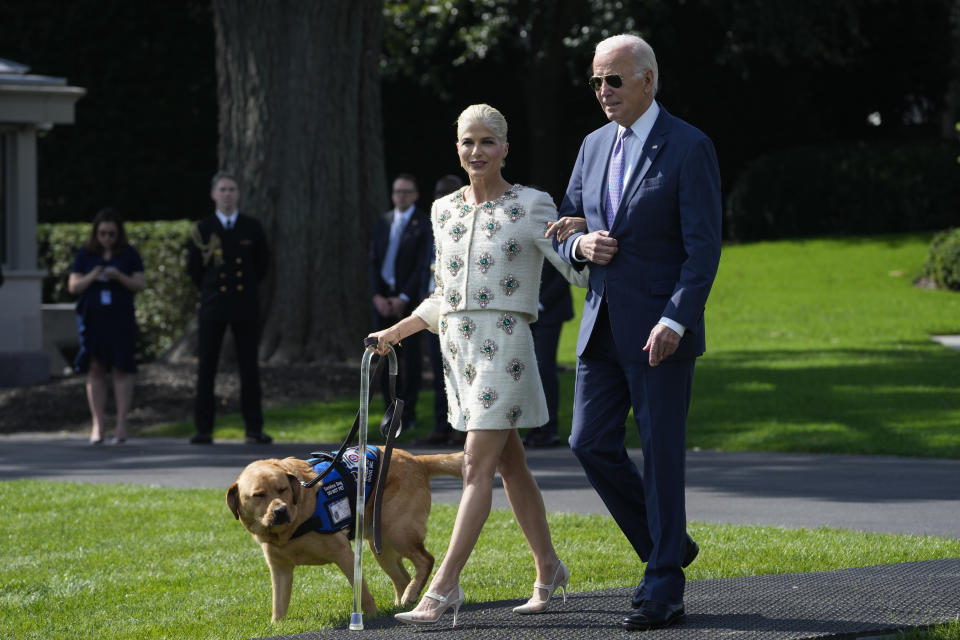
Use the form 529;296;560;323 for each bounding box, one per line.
100;289;112;306
329;498;352;524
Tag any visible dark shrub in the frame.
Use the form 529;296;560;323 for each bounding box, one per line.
924;228;960;291
726;141;960;241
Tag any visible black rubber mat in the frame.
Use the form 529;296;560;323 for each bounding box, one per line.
254;558;960;640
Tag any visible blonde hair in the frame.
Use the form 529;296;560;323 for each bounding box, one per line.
456;103;508;145
595;34;659;96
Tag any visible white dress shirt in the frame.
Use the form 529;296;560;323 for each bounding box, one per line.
216;210;239;229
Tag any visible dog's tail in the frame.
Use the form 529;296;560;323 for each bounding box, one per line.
417;452;464;478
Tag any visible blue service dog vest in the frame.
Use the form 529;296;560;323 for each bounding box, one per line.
291;445;380;538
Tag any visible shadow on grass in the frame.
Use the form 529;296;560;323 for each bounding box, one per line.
689;343;960;458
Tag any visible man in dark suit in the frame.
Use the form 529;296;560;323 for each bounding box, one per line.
524;261;574;448
368;173;432;430
416;174;466;446
555;34;722;631
187;171;271;445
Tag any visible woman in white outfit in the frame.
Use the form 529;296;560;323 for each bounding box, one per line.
368;103;587;627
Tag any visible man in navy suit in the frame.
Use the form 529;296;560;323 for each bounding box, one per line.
368;173;432;430
555;34;722;631
524;261;574;448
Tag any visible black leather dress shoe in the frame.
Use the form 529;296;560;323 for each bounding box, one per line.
245;432;273;445
682;536;699;568
189;434;213;445
621;601;685;631
631;536;699;608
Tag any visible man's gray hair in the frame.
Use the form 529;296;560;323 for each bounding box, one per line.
211;170;240;190
595;34;659;96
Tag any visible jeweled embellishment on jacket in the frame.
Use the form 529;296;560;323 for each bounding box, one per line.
447;291;462;309
482;218;501;238
502;238;521;260
439;318;448;334
506;358;525;381
434;272;443;293
478;387;498;409
463;408;471;427
501;274;520;296
475;252;494;273
506;405;522;426
505;204;525;222
447;339;458;360
458;317;476;339
497;313;516;334
474;287;494;308
463;363;477;384
438;210;451;227
447;255;464;277
442;358;450;375
449;222;467;241
480;339;498;360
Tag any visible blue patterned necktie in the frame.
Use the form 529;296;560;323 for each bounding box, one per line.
380;212;404;290
606;127;631;228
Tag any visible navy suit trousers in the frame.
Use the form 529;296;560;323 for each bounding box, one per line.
569;300;694;605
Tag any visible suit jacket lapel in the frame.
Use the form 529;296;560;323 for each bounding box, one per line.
611;109;672;234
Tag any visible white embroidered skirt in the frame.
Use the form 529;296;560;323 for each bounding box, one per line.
439;310;548;431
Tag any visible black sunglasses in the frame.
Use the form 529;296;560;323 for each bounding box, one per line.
588;74;623;91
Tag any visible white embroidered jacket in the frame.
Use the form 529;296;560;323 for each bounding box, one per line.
413;184;588;333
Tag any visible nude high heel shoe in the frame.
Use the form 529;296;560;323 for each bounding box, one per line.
394;583;465;627
512;560;570;614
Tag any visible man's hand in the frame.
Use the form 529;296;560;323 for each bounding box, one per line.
388;297;407;318
372;294;391;317
643;323;680;367
575;230;618;265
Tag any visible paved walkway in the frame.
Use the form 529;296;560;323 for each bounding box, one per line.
1;434;958;538
256;559;960;640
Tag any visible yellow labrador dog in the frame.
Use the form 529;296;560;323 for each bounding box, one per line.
227;447;462;622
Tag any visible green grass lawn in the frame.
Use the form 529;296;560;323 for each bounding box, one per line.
2;481;958;640
146;233;960;458
7;234;960;639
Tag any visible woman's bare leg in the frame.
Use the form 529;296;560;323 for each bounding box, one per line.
404;429;509;618
498;429;561;602
112;370;134;440
85;359;108;442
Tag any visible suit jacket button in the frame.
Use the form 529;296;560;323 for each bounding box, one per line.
236;271;242;277
220;285;227;292
236;284;244;291
236;257;242;264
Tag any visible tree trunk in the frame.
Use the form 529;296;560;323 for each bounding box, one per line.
212;0;386;363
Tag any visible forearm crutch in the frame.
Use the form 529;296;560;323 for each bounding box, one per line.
349;340;399;631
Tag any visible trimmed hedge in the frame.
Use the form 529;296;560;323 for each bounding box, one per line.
924;228;960;291
38;220;198;363
726;140;960;241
